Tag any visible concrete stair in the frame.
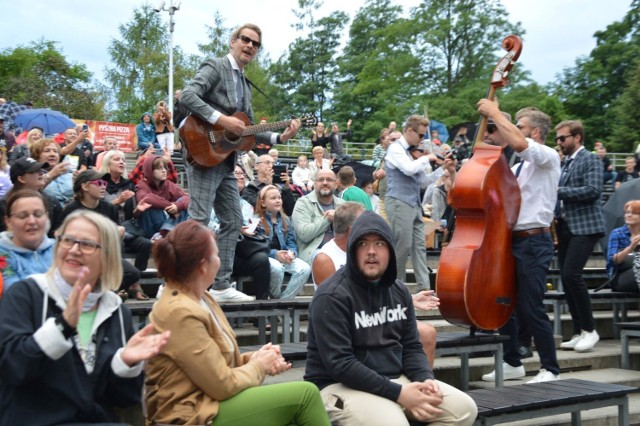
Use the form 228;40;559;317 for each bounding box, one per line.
251;303;640;425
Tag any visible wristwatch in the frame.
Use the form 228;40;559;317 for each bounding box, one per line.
55;315;77;339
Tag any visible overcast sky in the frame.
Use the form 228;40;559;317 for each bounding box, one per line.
0;0;632;87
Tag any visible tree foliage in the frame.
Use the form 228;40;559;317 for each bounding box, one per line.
104;4;197;123
0;40;106;120
554;0;640;150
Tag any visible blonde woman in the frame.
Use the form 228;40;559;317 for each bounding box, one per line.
0;210;170;424
10;128;43;163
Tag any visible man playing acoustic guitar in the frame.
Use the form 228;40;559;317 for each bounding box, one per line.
180;23;301;302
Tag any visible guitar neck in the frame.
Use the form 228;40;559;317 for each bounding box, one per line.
243;120;292;137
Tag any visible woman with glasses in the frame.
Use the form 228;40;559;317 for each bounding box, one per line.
0;210;170;425
0;189;54;294
30;138;74;208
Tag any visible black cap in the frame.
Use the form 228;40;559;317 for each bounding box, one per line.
10;157;50;184
73;169;110;193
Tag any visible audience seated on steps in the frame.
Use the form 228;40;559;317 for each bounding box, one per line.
134;155;189;240
254;185;310;299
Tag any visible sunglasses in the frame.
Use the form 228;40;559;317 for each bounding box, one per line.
89;179;108;187
555;134;574;143
238;34;261;50
487;123;497;134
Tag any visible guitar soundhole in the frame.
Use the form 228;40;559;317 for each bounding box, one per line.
224;131;242;146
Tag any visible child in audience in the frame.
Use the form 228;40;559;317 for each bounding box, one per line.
254;185;310;299
291;154;313;194
134;156;189;240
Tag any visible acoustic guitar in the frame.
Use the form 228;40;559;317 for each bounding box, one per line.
180;112;317;167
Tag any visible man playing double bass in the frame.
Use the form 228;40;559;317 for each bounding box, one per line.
477;100;562;383
180;23;300;303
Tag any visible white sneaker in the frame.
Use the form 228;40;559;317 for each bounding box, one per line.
527;369;559;383
574;330;599;352
560;334;582;349
482;362;525;382
209;287;255;303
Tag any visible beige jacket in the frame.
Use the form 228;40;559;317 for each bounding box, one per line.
145;288;264;425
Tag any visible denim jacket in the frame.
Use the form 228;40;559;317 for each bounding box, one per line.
256;212;299;259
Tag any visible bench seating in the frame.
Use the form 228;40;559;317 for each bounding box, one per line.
544;289;640;336
618;321;640;369
468;378;638;425
240;332;509;390
126;297;311;344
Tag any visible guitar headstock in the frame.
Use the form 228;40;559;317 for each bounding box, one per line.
297;114;318;128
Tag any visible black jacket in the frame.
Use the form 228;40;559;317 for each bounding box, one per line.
0;277;142;425
304;211;432;402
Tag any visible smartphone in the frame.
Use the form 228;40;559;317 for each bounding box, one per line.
272;164;288;184
155;148;164;156
66;155;79;172
82;124;88;131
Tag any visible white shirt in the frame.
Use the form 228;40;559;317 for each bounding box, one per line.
385;138;443;188
512;138;561;230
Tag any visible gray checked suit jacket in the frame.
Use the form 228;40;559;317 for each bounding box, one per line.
181;56;251;121
179;55;273;148
557;148;605;235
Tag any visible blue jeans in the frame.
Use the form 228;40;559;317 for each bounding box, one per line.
268;257;310;299
138;207;189;238
500;233;560;375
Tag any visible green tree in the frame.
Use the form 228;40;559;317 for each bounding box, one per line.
105;4;195;123
270;0;348;123
330;0;414;141
0;40;106;121
554;0;640;150
611;61;640;152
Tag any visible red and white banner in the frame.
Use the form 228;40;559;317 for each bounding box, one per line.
74;120;138;153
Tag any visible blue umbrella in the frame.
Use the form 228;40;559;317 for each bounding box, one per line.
430;119;450;143
14;108;76;135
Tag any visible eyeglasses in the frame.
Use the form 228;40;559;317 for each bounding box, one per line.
234;171;246;178
10;209;47;220
257;160;273;165
238;34;261;50
555;134;574;143
89;179;108;188
487;124;498;134
57;234;102;254
315;177;336;183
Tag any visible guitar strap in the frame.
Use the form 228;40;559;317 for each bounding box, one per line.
244;76;271;100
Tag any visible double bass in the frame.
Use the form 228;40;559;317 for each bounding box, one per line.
436;35;523;331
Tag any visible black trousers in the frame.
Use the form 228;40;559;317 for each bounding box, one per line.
233;251;270;300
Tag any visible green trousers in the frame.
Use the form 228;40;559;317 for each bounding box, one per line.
212;381;330;426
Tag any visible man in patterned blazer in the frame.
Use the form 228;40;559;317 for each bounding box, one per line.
180;23;300;302
555;120;605;352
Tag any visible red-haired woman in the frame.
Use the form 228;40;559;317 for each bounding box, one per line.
145;220;329;425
